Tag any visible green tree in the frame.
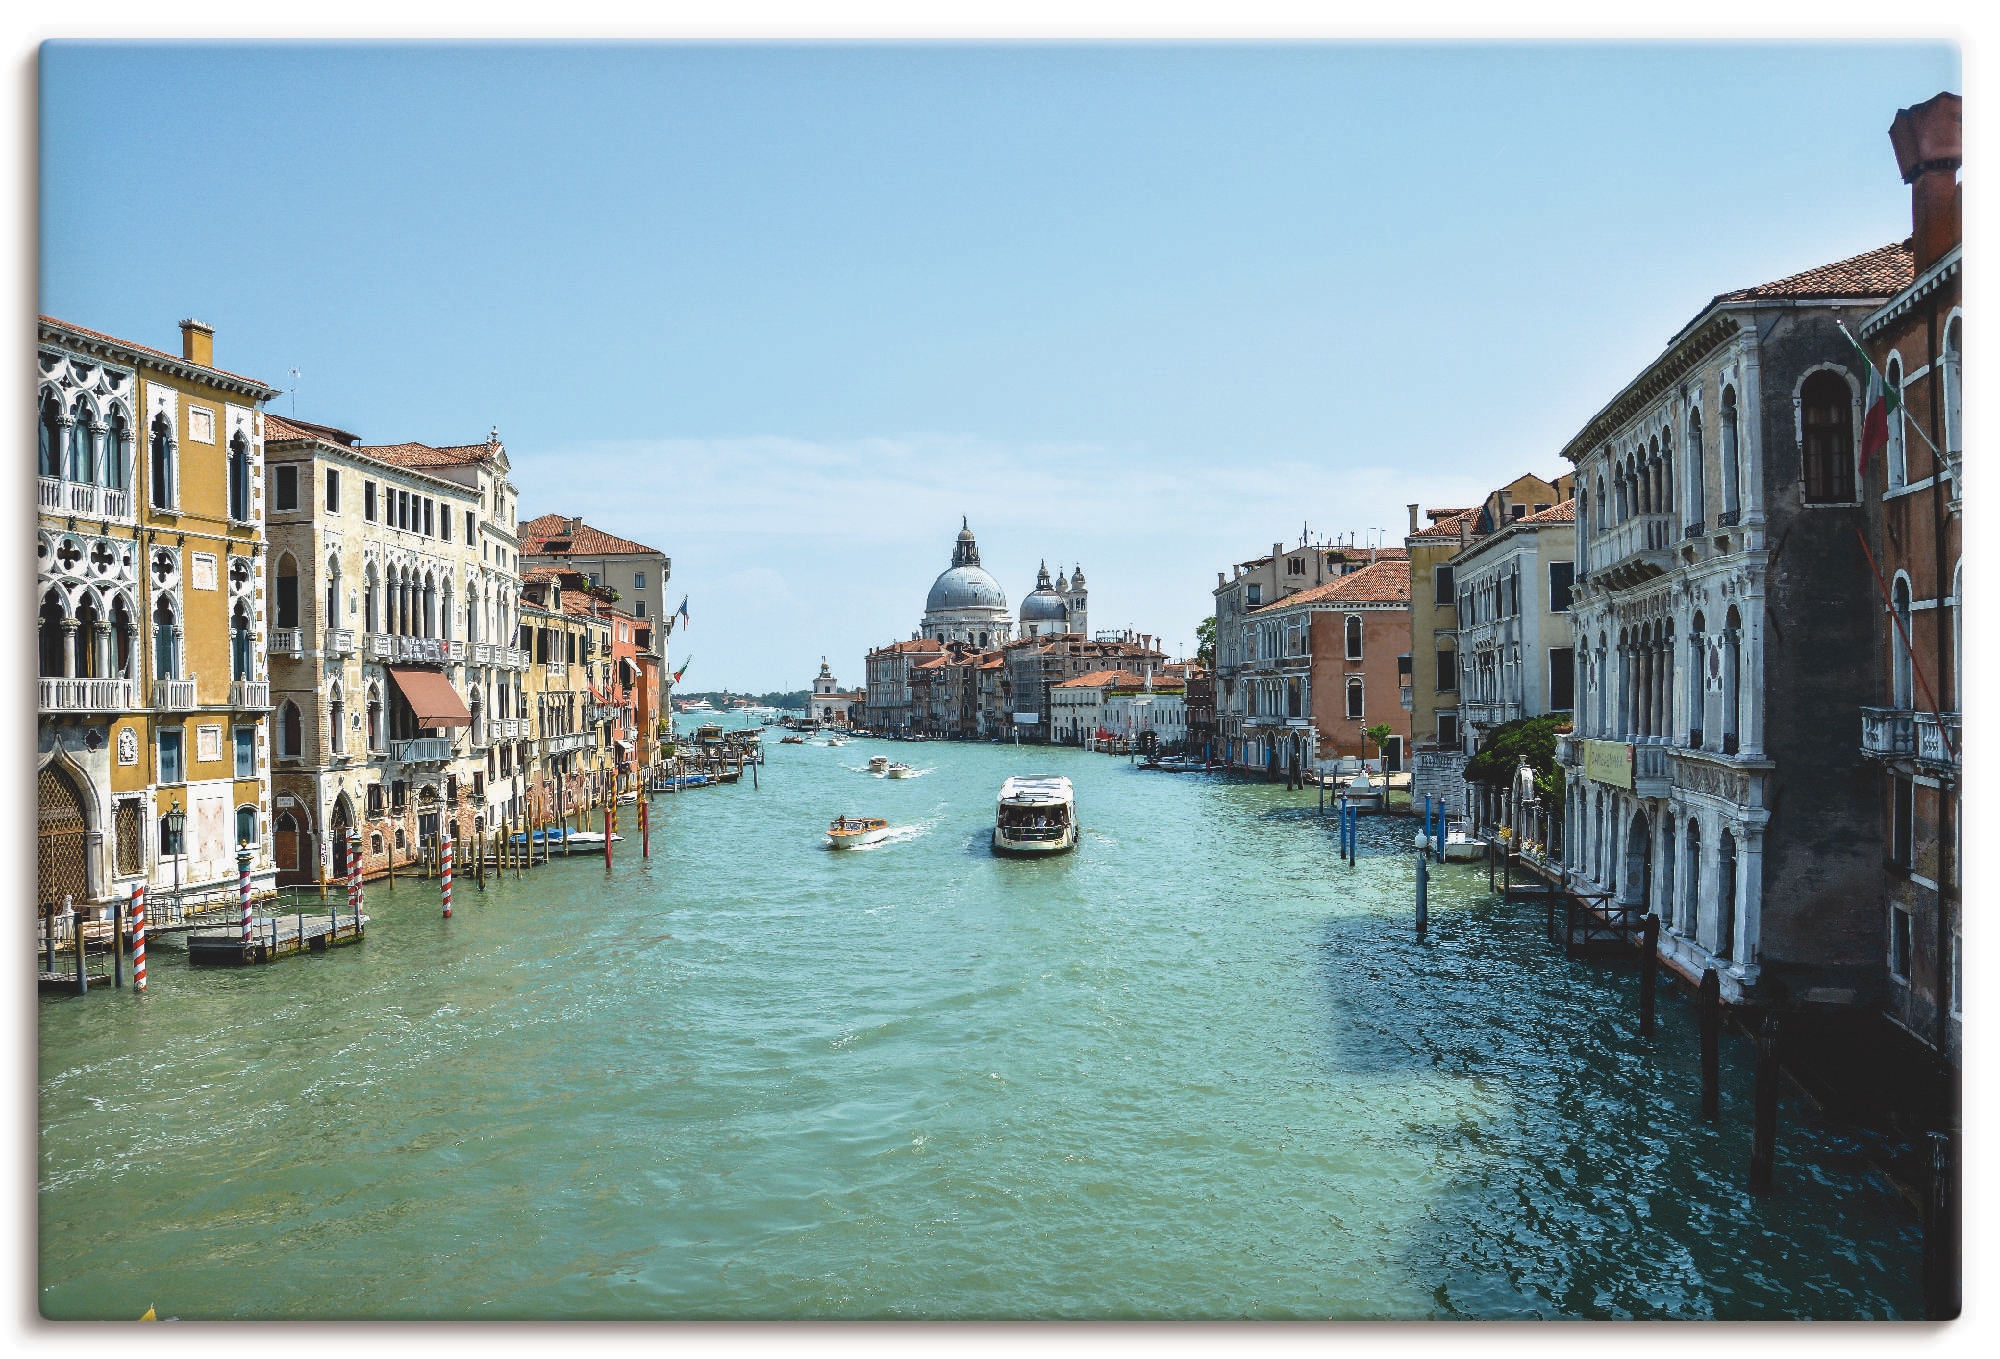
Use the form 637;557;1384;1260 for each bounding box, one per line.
1463;712;1570;803
1195;616;1217;669
1363;723;1397;763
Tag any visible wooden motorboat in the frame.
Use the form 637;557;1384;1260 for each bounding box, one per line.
885;761;915;778
827;816;891;849
780;735;805;745
868;755;890;772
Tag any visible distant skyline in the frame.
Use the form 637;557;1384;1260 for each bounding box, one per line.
40;43;1958;689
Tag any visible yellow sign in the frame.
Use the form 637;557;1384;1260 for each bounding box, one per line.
1583;739;1634;789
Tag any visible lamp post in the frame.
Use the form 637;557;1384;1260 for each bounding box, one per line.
164;798;186;919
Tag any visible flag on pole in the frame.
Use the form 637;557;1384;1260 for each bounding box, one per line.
673;657;691;684
1845;328;1900;479
676;595;690;630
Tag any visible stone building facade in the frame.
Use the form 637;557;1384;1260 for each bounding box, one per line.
1452;500;1576;752
37;316;283;917
1560;240;1914;1006
519;514;673;719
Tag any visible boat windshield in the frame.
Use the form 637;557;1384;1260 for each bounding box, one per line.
997;804;1069;829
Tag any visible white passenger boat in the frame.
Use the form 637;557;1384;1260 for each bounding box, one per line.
885;761;915;778
827;816;891;849
992;775;1078;855
868;754;890;773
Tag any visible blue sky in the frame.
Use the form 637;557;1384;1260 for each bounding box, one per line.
41;43;1958;691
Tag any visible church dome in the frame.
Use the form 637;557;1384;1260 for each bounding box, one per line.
927;564;1008;613
1019;560;1068;623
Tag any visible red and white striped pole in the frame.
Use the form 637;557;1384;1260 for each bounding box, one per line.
238;848;254;948
441;833;453;918
131;884;147;993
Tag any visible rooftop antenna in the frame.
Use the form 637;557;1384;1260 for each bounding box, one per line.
287;367;301;418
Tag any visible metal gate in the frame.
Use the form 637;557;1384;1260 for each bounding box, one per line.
37;766;89;908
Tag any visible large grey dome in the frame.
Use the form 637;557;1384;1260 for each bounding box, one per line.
1019;560;1068;623
927;564;1008;613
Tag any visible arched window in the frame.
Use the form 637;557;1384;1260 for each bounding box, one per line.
1951;559;1962;709
39;392;62;478
1642;438;1658;513
441;581;455;642
149;413;175;510
364;565;379;633
1800;371;1855;504
423;573;438;638
38;591;66;678
1681;819;1701;938
110;595;134;677
279;700;304;758
1660;818;1677;932
236;805;258;847
69;399;95;484
329;684;346;755
1345;615;1363;661
1659;426;1674;514
1722;606;1742;754
1891;573;1914;709
1719;387;1740;520
1614;465;1628;522
1716;831;1738;960
367;684;384;754
1687;612;1706;747
1345;675;1363;719
1885;355;1907;491
152;595;179;680
103;409;128;493
1942;315;1962;458
275;554;300;630
1594;475;1606;534
231;600;253;681
326;557;342;628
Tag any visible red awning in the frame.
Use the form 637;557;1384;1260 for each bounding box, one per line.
385;666;472;727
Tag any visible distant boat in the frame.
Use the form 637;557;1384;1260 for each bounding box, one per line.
827;816;892;850
885;761;915;778
565;831;625;846
780;735;805;745
869;755;890;772
993;775;1077;855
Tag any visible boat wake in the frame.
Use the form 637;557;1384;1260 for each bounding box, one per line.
845;810;945;855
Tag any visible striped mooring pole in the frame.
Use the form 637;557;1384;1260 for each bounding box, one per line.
131;883;147;992
441;833;453;918
238;848;254;949
348;833;363;932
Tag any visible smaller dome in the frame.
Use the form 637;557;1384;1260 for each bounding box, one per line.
1020;560;1068;623
1055;572;1069;593
1071;564;1086;587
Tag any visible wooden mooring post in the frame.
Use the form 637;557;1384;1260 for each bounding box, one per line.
111;895;124;988
71;898;87;996
1924;1128;1962;1319
1699;968;1722;1122
1637;913;1660;1039
1415;853;1428;937
1748;1013;1781;1194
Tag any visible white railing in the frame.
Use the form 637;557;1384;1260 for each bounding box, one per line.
546;731;594;755
326;628;356;656
230;680;271;709
389;737;451;763
473;642;494;665
365;633;394;661
154;677;197;710
444;639;467;663
1590;513;1675;576
1556;732;1579;765
1633;742;1671;783
545;661;565;678
501;646;529;670
39;676;135;712
1861;706;1915;757
268;628;302;653
1463;700;1524;727
1914;710;1960;766
390;636;443;664
38;477;134;523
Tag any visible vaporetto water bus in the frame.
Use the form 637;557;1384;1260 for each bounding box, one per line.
992;775;1078;855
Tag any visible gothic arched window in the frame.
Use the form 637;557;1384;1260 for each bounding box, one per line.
228;431;253;522
39;392;62;479
149;413;175;510
1800;371;1854;505
275;554;300;630
69;398;95;484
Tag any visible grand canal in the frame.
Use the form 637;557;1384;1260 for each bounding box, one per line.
39;727;1921;1319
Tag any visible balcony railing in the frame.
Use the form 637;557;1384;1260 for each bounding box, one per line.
545;661;565;678
1632;741;1670;793
1555;732;1579;765
39;476;134;524
154;677;197;711
326;628;356;657
545;731;595;755
268;628;302;654
444;639;467;663
1589;512;1676;587
473;642;495;666
1915;710;1960;767
230;680;271;710
394;636;446;665
365;632;394;661
1462;699;1525;728
500;646;529;670
1860;706;1916;757
39;676;135;713
389;737;452;763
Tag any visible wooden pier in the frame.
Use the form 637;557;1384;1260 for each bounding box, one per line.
186;911;368;966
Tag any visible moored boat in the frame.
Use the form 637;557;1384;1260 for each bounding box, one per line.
992;775;1077;855
827;816;892;849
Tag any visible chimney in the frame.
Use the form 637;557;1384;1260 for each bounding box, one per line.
1272;542;1283;564
179;318;214;368
1407;503;1419;535
1889;91;1962;273
1217;571;1226;588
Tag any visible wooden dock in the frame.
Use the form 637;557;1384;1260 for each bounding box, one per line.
186;912;368;966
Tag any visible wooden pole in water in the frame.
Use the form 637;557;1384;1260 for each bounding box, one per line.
111;895;124;988
1699;968;1722;1122
72;897;86;995
1749;1012;1780;1194
604;805;613;869
641;797;650;858
1924;1129;1962;1319
1638;913;1660;1039
1415;853;1428;936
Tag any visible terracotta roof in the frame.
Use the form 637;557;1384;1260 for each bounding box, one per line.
520;513;663;559
360;437;502;471
1259;558;1411;609
1711;241;1914;305
39;314;277;391
1055;669;1149;689
1521;498;1576;524
264;413;362;446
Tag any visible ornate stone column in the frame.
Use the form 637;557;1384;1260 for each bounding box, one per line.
1731;825;1766;989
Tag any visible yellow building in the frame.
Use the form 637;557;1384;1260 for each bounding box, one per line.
37;317;284;918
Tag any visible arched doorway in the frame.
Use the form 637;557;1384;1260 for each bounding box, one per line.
1716;831;1738;960
1623;808;1651;909
275;809;302;874
38;764;91;909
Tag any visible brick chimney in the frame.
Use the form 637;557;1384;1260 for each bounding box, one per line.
1407;503;1419;535
179;318;214;367
1889;91;1962;273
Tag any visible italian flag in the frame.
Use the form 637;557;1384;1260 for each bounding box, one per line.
1849;331;1899;478
672;657;691;683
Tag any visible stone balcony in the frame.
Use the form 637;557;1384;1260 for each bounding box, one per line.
230;680;271;710
268;628;303;655
1462;699;1524;729
40;476;134;524
389;736;452;764
325;628;356;657
39;676;135;713
154;677;197;711
1584;512;1676;591
1915;710;1960;769
544;731;595;755
1860;705;1915;759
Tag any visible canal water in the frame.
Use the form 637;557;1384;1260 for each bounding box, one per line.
39;728;1921;1319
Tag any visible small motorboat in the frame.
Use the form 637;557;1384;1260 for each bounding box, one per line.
885;762;915;778
868;755;890;773
827;816;891;849
1340;770;1384;813
564;831;625;846
1441;822;1486;862
780;735;805;745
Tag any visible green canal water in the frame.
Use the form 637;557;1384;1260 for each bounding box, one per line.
39;729;1921;1319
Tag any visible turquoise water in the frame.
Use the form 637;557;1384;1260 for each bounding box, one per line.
38;729;1920;1318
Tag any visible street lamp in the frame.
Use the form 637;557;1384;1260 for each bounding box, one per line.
164;798;186;915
